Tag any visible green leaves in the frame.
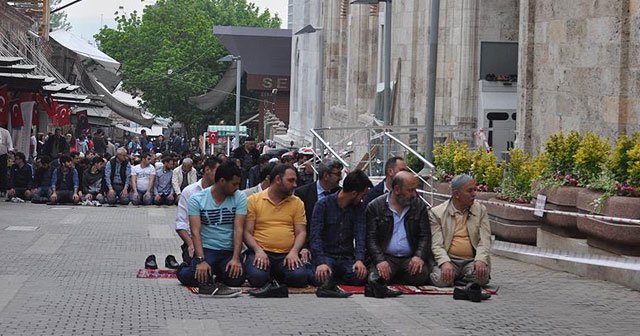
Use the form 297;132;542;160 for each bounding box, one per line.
94;0;281;134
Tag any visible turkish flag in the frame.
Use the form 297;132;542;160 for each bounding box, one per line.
57;104;71;126
0;85;9;127
37;94;58;125
208;131;218;144
10;101;25;128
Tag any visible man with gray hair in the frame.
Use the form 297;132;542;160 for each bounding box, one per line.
105;147;131;205
172;157;197;203
429;174;492;287
294;159;344;263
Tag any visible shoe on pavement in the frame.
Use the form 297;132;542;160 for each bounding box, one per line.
249;280;289;298
144;255;158;270
165;255;180;269
316;280;353;298
198;283;241;298
364;274;402;299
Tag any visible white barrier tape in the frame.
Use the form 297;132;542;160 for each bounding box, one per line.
417;189;640;225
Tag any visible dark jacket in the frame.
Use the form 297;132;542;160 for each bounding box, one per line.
8;163;33;189
82;168;106;194
93;135;107;154
295;181;341;248
365;194;432;265
247;164;261;188
363;179;385;205
43;135;69;157
33;167;52;188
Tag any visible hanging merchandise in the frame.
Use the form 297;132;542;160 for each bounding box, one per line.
0;85;9;127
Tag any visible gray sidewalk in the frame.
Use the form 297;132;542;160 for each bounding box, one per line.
0;202;638;336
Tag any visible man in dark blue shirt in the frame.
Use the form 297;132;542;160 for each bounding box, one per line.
310;170;372;297
6;152;33;201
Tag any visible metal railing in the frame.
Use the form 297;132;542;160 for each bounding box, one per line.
310;125;439;207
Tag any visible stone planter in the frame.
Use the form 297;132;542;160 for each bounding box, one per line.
576;189;640;256
538;186;585;238
485;198;540;245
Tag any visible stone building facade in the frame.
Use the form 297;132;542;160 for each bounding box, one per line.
287;0;640;156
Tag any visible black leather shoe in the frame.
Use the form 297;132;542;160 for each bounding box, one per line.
316;280;353;298
365;275;402;298
249;280;288;298
165;255;179;269
453;283;490;302
144;255;158;270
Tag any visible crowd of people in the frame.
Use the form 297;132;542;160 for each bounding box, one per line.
0;128;492;301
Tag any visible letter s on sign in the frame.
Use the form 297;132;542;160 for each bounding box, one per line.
262;78;273;89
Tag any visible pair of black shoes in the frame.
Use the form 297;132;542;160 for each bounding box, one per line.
145;254;179;269
364;274;402;299
316;280;353;298
453;282;491;302
249;280;289;298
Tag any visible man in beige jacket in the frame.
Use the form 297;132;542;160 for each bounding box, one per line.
429;174;491;287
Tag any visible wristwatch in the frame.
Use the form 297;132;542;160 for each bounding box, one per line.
194;256;205;264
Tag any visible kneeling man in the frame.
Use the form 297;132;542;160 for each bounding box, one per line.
177;161;246;297
310;170;371;296
429;174;491;287
366;171;432;297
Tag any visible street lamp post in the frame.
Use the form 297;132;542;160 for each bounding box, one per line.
218;54;242;149
351;0;392;160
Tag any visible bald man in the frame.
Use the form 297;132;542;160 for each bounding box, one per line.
429;174;491;287
365;171;432;298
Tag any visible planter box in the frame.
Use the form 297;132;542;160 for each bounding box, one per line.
485;198;540;245
539;186;584;238
576;189;640;256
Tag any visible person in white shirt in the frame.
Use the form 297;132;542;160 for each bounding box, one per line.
172;158;197;203
130;152;156;205
0;126;14;197
175;157;220;264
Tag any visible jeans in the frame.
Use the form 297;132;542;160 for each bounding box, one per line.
244;251;311;288
177;249;245;287
107;184;129;205
130;189;152;205
31;187;50;203
154;193;175;206
314;255;366;286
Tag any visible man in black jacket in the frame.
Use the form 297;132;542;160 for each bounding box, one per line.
294;159;343;263
365;171;432;297
6;152;33;201
230;137;260;190
363;156;407;205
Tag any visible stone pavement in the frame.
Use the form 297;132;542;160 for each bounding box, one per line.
0;202;639;336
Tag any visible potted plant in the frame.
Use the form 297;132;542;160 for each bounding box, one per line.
534;131;584;237
486;149;545;245
470;148;502;200
432;140;472;204
576;133;640;256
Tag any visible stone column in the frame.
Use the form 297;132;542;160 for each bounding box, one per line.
516;0;535;153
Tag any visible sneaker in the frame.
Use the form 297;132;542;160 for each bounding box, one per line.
144;255;158;270
198;283;241;298
81;200;91;206
15;197;25;203
249;280;289;298
92;201;102;207
316;280;353;298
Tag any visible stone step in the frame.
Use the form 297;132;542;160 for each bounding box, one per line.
492;239;640;291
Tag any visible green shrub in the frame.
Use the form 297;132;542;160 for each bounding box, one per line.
471;148;502;191
544;131;582;177
499;149;545;203
573;132;611;186
406;152;425;174
627;140;640;187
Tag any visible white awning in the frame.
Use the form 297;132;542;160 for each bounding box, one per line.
50;30;120;74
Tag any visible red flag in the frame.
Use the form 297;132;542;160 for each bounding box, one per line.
37;94;58;122
57;104;71;126
10;101;25;128
0;85;9;127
